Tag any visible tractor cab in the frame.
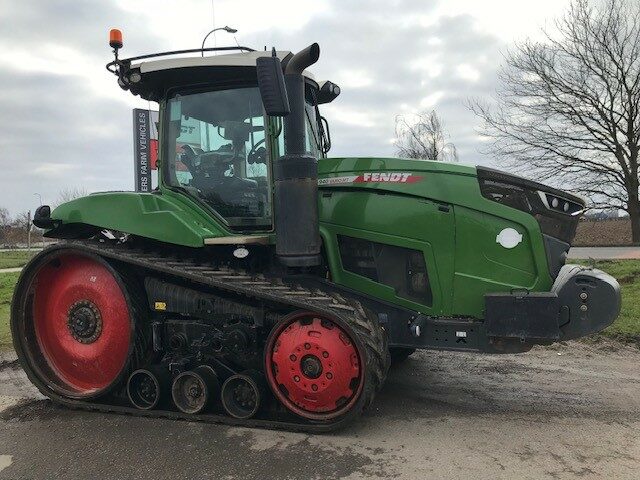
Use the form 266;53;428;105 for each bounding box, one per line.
111;43;339;234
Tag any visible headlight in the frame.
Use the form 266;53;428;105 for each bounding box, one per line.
537;191;583;216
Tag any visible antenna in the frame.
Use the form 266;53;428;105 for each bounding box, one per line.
201;26;239;57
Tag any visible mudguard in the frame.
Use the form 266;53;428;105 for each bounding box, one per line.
44;191;230;247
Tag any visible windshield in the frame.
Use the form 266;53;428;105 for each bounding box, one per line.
165;87;271;229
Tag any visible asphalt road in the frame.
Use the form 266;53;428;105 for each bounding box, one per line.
1;342;639;480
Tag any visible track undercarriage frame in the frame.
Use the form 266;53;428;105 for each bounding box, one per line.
11;240;390;432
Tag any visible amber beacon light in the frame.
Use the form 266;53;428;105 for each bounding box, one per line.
109;29;123;50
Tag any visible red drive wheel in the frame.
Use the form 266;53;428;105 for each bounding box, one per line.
265;312;364;421
27;253;132;398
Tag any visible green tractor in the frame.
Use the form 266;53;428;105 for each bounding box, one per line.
12;30;621;430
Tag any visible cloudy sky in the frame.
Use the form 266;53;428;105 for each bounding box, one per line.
0;0;573;215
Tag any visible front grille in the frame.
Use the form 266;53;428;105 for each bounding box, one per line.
477;167;585;244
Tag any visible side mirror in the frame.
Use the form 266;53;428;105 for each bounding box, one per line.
256;50;290;116
317;80;341;105
33;205;61;230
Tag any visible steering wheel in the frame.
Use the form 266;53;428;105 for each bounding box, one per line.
180;144;200;169
247;138;266;164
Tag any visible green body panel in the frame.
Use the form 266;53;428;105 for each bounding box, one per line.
50;155;553;319
317;157;553;319
51;190;245;247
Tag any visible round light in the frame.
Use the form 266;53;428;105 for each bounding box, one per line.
563;202;569;212
333;85;341;95
551;197;559;208
496;228;523;249
129;72;142;83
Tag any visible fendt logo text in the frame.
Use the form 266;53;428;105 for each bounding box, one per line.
318;172;424;185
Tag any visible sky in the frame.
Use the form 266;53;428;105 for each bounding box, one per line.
0;0;573;216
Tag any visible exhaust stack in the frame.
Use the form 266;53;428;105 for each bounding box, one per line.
274;43;322;267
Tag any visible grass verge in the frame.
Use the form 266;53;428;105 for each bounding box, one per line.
0;250;35;269
0;272;19;351
582;259;640;345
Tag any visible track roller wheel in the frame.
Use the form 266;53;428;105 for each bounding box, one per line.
265;310;388;422
171;365;219;414
221;370;265;419
127;368;168;410
12;251;140;399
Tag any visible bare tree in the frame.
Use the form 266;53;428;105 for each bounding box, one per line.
12;211;31;231
0;207;10;242
471;0;640;241
395;110;458;162
56;187;88;206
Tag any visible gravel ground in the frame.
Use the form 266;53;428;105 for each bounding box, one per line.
0;342;639;480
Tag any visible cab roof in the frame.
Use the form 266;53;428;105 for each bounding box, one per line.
121;49;316;101
134;50;315;77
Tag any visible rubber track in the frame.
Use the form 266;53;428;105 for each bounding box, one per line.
21;240;390;433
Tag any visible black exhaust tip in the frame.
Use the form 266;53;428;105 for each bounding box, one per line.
284;43;320;75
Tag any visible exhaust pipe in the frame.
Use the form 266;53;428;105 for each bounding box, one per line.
285;43;320;75
275;43;322;267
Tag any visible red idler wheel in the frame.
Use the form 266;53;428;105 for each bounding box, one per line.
30;253;132;398
264;312;363;421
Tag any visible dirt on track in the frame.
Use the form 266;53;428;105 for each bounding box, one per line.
0;341;639;480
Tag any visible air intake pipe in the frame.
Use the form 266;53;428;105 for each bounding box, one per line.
275;43;321;267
